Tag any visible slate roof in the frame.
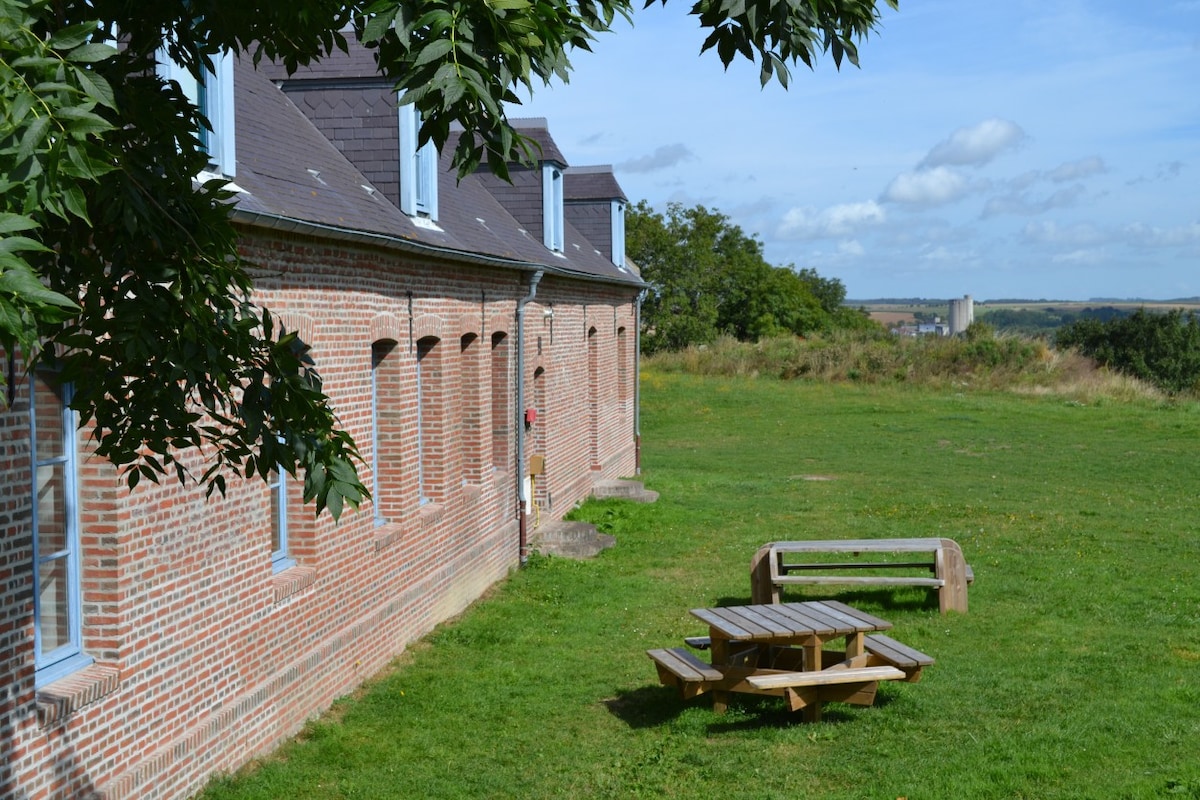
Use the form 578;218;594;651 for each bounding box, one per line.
230;55;642;287
565;166;627;203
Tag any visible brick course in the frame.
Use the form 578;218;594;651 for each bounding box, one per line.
0;226;638;799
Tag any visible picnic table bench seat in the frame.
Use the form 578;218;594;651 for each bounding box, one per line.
743;665;905;690
751;537;973;614
647;648;723;699
864;633;935;682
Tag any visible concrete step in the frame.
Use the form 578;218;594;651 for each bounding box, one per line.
528;521;615;560
591;479;659;504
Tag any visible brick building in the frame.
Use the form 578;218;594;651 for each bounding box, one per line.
0;49;643;799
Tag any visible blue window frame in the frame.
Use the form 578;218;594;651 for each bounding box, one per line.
31;372;92;687
611;199;626;268
370;343;386;526
542;163;565;252
398;104;439;220
157;48;236;176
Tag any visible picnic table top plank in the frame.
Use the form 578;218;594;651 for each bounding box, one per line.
818;600;895;631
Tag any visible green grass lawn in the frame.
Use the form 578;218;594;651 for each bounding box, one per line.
201;372;1200;799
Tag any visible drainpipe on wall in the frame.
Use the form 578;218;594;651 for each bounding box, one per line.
515;269;544;564
634;289;646;473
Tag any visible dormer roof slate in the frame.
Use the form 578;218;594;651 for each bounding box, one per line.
565;166;627;203
230;55;641;288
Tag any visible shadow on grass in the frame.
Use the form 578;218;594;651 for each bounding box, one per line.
602;686;690;728
604;683;901;732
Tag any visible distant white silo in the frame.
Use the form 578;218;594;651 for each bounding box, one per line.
949;295;974;335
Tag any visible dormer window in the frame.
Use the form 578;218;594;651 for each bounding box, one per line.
156;50;236;177
542;163;564;252
398;104;439;220
611;200;626;268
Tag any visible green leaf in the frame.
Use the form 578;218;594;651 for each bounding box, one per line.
0;214;37;235
49;22;100;51
0;235;50;255
413;38;454;68
73;68;117;110
17;115;52;162
65;42;117;64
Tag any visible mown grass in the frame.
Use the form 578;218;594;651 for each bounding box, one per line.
200;370;1200;800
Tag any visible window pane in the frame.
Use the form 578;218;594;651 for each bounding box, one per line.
269;470;283;555
38;558;71;655
36;463;67;555
33;373;65;461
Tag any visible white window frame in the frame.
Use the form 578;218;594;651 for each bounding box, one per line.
31;374;92;688
370;344;387;526
611;199;626;268
398;103;439;220
542;163;565;252
269;463;293;573
156;49;236;177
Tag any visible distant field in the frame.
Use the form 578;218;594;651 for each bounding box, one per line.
860;300;1200;330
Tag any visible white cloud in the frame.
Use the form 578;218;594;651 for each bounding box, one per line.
1051;249;1108;265
1022;220;1109;247
1048;156;1107;182
618;144;695;174
882;167;974;206
776;200;886;239
838;240;866;257
1123;221;1200;247
981;184;1086;218
918;119;1027;169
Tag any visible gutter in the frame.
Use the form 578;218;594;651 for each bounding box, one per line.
514;269;544;564
230;208;645;290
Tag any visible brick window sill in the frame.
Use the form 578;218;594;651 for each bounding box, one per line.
418;502;444;528
272;564;317;603
373;520;404;552
36;664;121;727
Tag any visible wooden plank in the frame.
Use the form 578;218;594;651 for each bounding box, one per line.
770;538;945;553
774;575;944;587
779;561;935;572
744;665;904;690
820;600;893;631
768;603;838;636
791;600;882;635
729;605;799;638
690;607;759;641
646;648;723;683
708;606;778;639
865;634;934;667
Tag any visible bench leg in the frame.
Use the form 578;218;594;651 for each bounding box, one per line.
750;544;776;604
936;541;969;614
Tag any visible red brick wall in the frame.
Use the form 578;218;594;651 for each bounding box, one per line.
0;227;639;799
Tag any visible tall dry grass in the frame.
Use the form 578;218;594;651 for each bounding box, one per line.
644;330;1173;402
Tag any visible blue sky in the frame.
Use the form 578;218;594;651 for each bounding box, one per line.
511;1;1200;301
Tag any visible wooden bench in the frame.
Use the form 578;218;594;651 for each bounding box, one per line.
647;647;723;699
864;633;935;682
750;538;973;614
743;665;905;690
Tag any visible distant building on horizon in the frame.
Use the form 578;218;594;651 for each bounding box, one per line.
949;295;974;335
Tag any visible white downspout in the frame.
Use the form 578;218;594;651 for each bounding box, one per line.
515;269;544;563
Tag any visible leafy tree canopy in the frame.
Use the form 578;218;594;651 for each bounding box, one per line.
0;0;896;516
627;201;869;353
1056;308;1200;394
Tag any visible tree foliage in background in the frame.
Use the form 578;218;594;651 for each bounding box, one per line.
626;201;871;352
0;0;896;516
1056;308;1200;394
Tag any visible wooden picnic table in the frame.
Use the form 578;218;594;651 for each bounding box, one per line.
648;600;932;722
